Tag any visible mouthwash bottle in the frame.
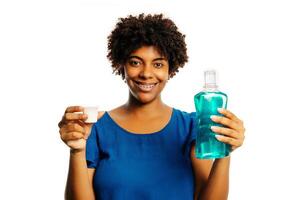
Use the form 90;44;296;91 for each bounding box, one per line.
194;70;230;159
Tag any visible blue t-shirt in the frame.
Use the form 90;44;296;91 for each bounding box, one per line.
86;107;197;200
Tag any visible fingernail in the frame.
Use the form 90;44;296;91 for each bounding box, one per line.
211;126;218;131
210;115;218;120
218;108;224;112
215;134;222;139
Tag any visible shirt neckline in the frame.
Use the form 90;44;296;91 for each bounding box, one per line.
104;107;175;136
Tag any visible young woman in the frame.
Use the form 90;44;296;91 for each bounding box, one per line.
58;13;245;200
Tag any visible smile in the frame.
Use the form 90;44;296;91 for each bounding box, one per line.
134;81;158;92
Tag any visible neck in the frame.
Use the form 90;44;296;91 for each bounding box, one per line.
123;93;168;118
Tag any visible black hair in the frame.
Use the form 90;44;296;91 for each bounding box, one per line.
107;13;188;79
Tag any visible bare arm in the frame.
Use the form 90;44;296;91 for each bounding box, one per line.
192;108;245;200
190;143;213;200
191;143;230;200
65;150;96;200
201;157;230;200
59;106;105;200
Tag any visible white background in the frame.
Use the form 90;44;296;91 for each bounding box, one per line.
1;0;299;199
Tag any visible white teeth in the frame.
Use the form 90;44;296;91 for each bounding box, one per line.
135;82;157;91
138;84;154;89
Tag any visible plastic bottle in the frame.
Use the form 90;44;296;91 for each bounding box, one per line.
194;70;230;159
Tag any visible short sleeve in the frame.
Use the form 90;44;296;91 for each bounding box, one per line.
86;124;100;168
185;112;198;158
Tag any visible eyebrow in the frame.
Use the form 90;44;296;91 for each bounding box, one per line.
128;55;167;62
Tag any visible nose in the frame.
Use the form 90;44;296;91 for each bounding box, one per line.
138;65;153;79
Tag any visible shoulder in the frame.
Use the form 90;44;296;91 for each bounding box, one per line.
97;111;105;120
173;108;197;131
95;105;124;122
91;111;108;130
173;108;196;121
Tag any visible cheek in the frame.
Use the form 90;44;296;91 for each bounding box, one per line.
156;70;169;81
125;66;140;78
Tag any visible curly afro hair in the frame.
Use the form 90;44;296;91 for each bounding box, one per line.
107;13;188;79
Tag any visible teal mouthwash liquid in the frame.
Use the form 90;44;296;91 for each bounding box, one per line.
194;70;230;159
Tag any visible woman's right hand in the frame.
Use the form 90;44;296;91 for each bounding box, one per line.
58;106;94;151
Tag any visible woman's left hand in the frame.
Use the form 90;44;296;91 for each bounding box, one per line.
210;108;246;151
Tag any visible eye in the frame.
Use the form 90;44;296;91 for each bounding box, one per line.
154;63;164;68
129;60;141;67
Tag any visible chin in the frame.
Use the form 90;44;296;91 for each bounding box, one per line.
133;93;158;104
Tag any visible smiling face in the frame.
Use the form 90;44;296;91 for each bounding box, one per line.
124;45;169;104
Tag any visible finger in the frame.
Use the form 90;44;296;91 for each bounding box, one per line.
61;131;85;141
65;123;86;134
58;117;65;128
215;135;240;147
57;107;88;128
210;115;239;130
59;122;86;137
211;126;239;139
66;119;88;128
217;108;240;123
65;113;88;121
65;106;84;114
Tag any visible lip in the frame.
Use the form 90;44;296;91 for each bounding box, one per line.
134;81;158;85
133;81;158;92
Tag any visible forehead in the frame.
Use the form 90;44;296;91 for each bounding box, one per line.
129;46;166;60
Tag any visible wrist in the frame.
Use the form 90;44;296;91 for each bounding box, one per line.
214;155;231;163
70;148;86;155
